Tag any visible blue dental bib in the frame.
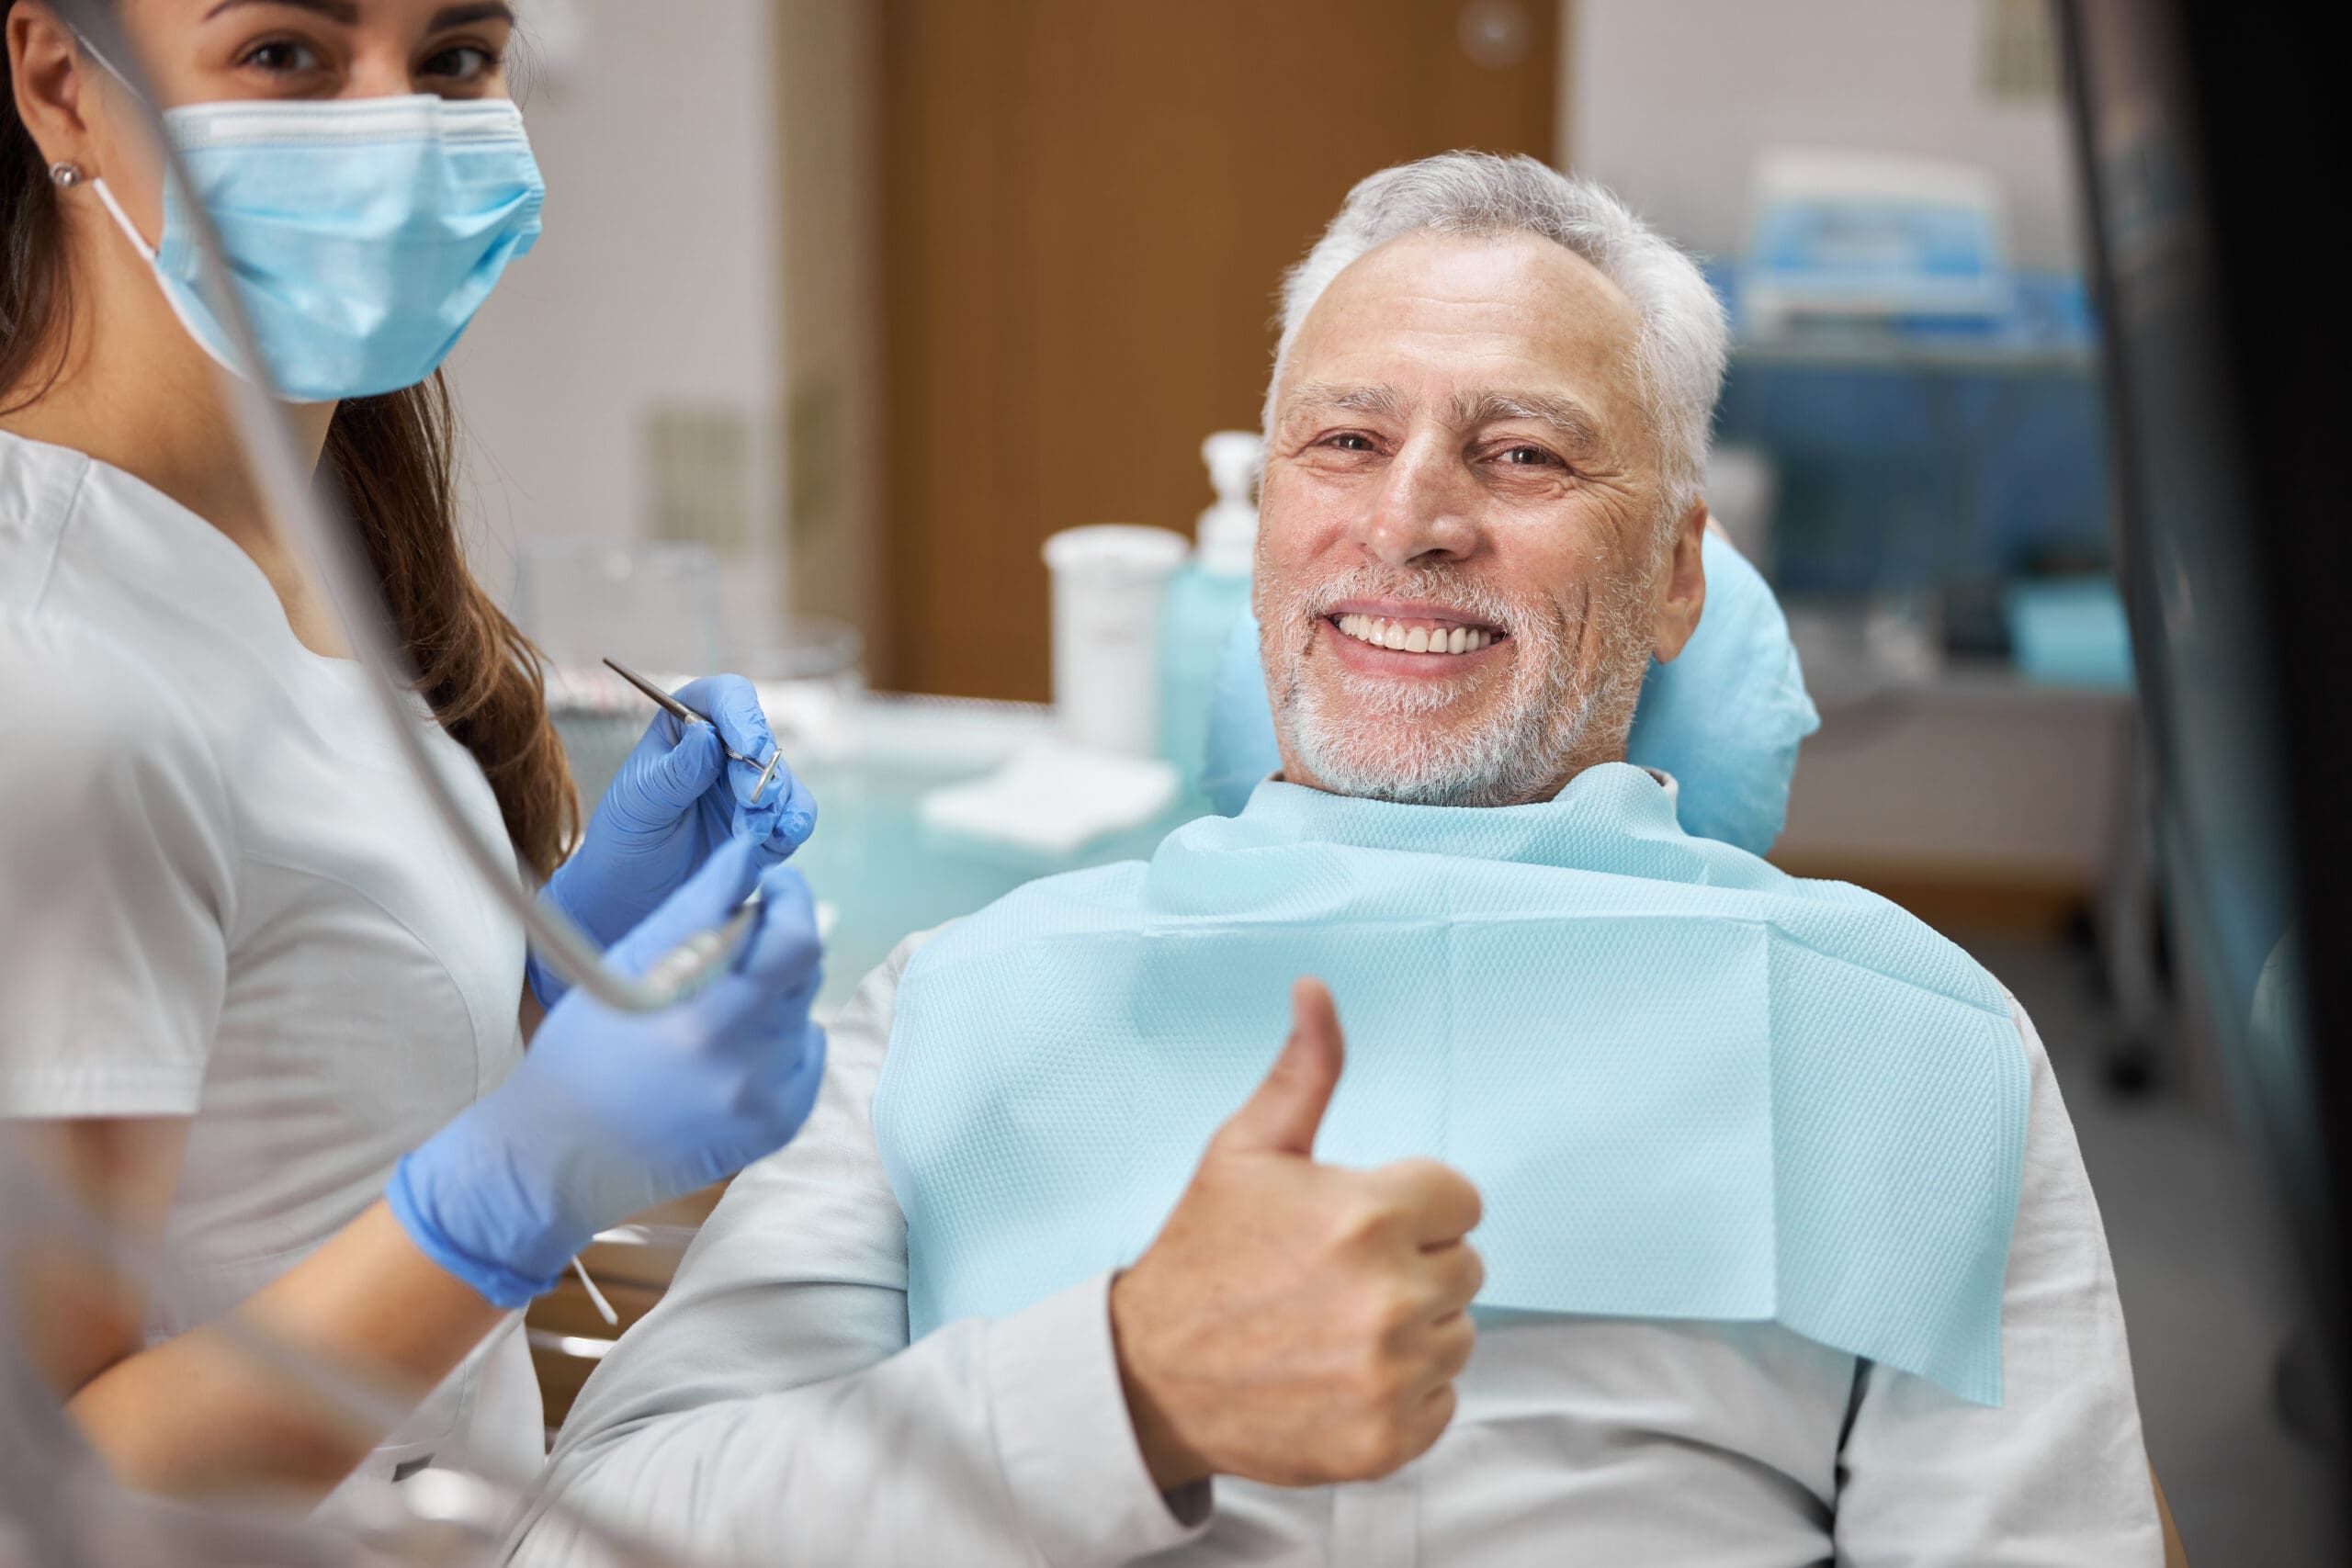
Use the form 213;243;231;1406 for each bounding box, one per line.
875;764;2029;1404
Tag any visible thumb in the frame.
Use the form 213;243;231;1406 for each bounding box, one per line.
1216;977;1344;1157
636;722;723;817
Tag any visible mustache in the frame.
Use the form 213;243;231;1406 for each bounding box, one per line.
1300;564;1530;634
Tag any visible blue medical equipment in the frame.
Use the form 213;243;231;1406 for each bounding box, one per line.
877;763;2029;1404
2004;576;2133;692
1738;150;2012;331
1157;433;1261;792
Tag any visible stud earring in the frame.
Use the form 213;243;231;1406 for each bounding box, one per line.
48;162;85;188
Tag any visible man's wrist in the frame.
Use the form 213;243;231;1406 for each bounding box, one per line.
984;1272;1214;1559
1107;1267;1213;1492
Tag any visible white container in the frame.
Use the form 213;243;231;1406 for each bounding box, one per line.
1043;524;1189;755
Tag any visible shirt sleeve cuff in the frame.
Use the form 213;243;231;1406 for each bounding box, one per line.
984;1270;1214;1565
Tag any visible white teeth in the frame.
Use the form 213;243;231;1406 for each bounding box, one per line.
1333;613;1498;654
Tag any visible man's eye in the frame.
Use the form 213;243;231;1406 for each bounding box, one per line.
1324;434;1376;453
1499;446;1557;467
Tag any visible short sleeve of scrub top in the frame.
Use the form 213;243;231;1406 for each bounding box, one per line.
0;625;237;1116
0;426;543;1509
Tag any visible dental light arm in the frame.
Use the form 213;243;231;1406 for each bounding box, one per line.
56;0;750;1013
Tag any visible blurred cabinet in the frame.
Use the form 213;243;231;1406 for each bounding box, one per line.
1772;662;2133;933
876;0;1561;700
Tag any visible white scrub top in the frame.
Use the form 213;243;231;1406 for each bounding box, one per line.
0;429;543;1511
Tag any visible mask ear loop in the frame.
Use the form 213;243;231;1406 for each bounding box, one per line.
70;33;156;266
67;27;251;381
85;175;157;264
72;28;250;383
85;172;258;383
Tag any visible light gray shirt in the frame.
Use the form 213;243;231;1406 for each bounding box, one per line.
516;933;2164;1567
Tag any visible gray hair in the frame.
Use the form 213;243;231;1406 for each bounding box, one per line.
1265;152;1729;530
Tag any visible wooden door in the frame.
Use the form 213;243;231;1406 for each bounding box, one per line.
877;0;1560;699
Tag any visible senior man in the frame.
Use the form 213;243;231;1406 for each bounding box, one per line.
518;155;2163;1566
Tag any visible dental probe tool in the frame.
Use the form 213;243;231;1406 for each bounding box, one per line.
602;657;788;805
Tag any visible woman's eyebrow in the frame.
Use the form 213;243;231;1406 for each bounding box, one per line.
204;0;361;23
429;3;518;27
199;1;517;27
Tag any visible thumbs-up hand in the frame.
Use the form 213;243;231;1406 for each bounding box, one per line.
1108;979;1485;1491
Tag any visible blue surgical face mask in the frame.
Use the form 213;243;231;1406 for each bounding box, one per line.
89;93;544;403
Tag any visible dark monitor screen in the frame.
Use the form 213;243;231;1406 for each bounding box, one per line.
2059;0;2346;1476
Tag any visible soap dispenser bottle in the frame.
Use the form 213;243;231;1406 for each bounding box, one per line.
1159;430;1261;795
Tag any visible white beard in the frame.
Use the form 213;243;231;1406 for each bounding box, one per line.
1265;560;1649;808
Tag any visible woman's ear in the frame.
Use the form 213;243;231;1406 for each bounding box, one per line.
8;4;95;169
1649;498;1709;664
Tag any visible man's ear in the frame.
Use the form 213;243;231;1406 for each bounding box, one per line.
1649;498;1708;664
8;5;96;171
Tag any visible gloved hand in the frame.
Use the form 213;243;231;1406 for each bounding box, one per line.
529;675;818;1008
389;838;828;1306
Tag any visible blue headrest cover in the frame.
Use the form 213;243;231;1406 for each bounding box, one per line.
1199;531;1821;856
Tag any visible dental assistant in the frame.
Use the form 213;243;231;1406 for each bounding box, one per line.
0;0;825;1513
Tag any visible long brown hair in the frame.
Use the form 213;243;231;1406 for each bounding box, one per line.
2;7;577;877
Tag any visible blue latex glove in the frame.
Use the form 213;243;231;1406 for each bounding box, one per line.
389;838;827;1306
530;675;818;1008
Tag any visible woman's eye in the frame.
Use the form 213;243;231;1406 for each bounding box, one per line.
420;44;499;83
240;39;324;74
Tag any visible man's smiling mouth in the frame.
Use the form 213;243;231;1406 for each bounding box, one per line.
1327;611;1506;656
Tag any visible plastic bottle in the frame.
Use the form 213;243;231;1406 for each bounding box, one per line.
1043;524;1190;756
1159;432;1261;793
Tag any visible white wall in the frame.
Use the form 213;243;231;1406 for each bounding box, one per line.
447;0;785;654
775;0;885;657
1566;0;2084;269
